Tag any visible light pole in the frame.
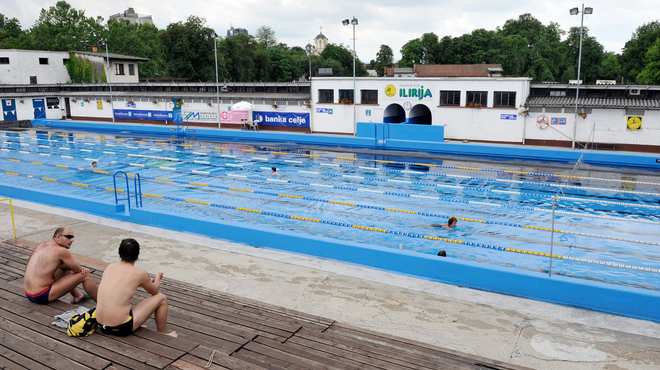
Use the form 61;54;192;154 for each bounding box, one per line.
97;40;114;123
305;43;312;80
343;16;358;136
570;4;593;149
213;33;220;127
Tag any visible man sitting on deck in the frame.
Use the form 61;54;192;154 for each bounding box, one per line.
95;238;176;337
24;227;98;305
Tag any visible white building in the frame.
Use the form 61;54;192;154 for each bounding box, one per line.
310;76;531;144
0;50;70;85
109;8;153;25
75;51;148;84
306;28;328;56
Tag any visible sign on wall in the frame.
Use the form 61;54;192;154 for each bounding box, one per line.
626;116;642;130
253;111;310;127
500;114;517;120
551;117;566;125
220;110;248;123
114;109;173;121
182;110;218;122
384;84;433;100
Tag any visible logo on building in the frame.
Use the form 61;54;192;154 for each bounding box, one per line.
385;85;396;97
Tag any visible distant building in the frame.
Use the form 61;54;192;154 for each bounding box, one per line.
0;49;148;85
306;27;328;56
227;26;248;37
109;7;153;25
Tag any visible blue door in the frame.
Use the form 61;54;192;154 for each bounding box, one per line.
2;99;17;121
33;99;46;119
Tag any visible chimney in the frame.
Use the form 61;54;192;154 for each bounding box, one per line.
92;45;98;53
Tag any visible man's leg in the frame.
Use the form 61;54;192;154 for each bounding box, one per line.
131;292;171;334
49;268;98;303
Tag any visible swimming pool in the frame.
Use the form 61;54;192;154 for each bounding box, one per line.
2;128;660;295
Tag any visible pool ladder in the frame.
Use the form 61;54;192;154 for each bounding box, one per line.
113;171;143;212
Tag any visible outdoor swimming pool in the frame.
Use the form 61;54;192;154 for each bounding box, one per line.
2;128;660;294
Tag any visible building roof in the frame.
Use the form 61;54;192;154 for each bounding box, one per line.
315;32;327;40
525;96;660;109
413;64;503;77
74;51;149;62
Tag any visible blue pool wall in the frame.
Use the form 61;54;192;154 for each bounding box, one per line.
32;119;660;171
2;181;660;322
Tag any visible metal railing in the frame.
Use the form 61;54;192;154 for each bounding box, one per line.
0;198;17;242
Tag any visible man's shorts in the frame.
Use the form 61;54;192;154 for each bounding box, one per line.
26;286;51;304
99;310;134;336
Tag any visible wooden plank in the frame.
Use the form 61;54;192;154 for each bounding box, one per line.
0;354;31;370
0;326;91;370
0;346;51;370
96;331;186;361
232;349;302;370
188;346;265;370
0;271;18;281
170;359;211;370
293;327;477;370
326;323;532;370
241;341;342;370
253;336;364;370
132;327;199;353
0;316;111;370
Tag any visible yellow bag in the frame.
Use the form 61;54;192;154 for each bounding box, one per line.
67;307;97;337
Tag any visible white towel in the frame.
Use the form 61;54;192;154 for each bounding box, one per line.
52;306;90;328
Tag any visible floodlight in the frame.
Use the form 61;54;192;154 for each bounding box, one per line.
584;7;593;14
569;7;579;15
342;19;349;26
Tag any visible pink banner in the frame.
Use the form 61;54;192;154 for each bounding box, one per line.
219;110;249;123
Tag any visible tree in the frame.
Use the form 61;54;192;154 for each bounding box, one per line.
399;38;423;67
601;52;622;82
374;44;393;76
621;21;660;83
320;43;368;77
108;19;165;78
160;15;216;81
420;33;441;64
218;33;258;82
255;25;277;49
564;26;604;84
29;1;106;51
636;38;660;84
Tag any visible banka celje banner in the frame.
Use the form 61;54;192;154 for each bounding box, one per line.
253;111;310;127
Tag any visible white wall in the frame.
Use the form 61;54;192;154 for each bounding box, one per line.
0;50;70;84
311;77;531;141
107;59;140;84
68;97;113;120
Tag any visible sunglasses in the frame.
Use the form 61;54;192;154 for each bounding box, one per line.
60;235;75;239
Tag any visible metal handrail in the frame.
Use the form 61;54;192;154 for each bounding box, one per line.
134;173;143;208
113;171;131;212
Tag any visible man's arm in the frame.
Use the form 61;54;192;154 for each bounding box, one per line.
58;249;88;274
141;271;163;296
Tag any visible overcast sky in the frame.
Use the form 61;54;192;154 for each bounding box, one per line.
3;0;660;62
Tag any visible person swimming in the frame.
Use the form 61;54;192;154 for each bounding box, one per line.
431;217;458;230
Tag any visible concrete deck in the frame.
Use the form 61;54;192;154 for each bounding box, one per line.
1;198;660;369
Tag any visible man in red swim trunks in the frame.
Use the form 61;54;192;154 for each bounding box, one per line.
24;227;98;304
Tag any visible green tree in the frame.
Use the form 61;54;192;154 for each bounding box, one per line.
399;38;423;67
218;33;258;82
255;25;277;49
636;38;660;84
601;52;623;82
621;21;660;83
374;44;393;76
159;15;215;81
108;20;165;78
564;26;604;84
320;43;368;77
30;1;106;51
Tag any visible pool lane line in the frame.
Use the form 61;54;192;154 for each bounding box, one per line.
3;168;659;275
14;130;660;187
4;139;660;204
2;151;660;226
4;154;660;247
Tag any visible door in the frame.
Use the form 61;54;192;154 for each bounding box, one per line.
2;99;17;121
64;98;71;119
33;98;46;119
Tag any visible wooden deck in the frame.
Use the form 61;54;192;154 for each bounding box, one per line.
0;240;531;370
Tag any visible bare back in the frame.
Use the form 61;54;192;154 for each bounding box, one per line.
96;262;155;326
24;240;77;294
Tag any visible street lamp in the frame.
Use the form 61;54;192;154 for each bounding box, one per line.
342;16;358;136
97;40;114;123
305;43;312;80
213;33;220;127
570;4;593;149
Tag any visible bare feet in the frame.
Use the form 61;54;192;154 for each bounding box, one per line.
166;331;178;338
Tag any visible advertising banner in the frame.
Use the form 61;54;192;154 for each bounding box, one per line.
182;110;218;123
172;99;183;124
114;109;173;121
252;111;310;127
219;110;248;124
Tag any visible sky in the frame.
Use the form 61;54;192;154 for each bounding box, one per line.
2;0;660;62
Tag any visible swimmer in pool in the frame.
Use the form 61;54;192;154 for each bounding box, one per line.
431;217;458;230
271;167;283;177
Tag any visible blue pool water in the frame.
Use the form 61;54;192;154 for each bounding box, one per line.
2;129;660;291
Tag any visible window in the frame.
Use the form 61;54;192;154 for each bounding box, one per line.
115;63;124;75
318;89;334;103
128;64;135;76
493;91;516;108
46;97;59;109
550;90;566;97
466;91;488;107
63;58;69;65
0;57;9;64
339;89;354;104
39;58;49;65
440;91;461;106
29;76;37;85
361;90;378;104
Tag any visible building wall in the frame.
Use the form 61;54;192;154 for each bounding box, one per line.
107;59;140;84
311;77;531;142
0;97;64;121
0;50;70;84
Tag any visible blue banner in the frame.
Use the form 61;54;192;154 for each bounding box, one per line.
252;111;310;127
114;109;173;121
